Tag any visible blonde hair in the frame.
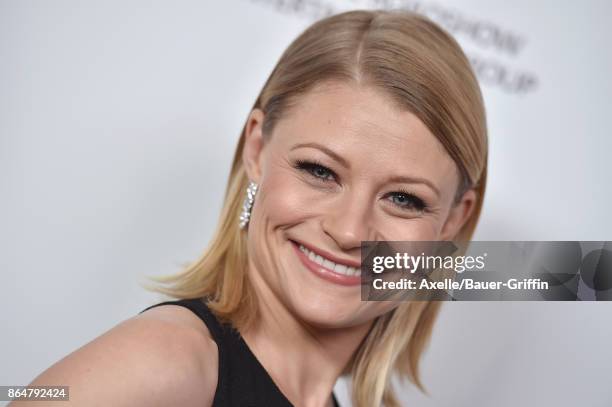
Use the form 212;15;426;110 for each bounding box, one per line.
146;9;487;407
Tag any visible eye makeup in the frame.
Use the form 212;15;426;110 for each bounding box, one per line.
293;158;336;182
291;158;430;214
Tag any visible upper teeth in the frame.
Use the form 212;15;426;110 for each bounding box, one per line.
298;244;361;276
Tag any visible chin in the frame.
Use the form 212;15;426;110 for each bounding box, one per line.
280;274;374;330
287;293;365;329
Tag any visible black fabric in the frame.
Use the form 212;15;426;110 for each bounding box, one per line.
140;298;341;407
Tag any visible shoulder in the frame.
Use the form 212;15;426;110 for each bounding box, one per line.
19;303;218;407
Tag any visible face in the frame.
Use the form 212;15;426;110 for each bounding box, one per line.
242;81;476;329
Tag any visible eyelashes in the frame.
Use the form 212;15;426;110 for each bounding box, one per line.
389;187;428;213
292;159;429;213
293;159;336;182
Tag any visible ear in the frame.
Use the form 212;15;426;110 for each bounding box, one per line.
439;188;477;241
242;108;266;184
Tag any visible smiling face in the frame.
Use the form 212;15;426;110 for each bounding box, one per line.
242;80;476;329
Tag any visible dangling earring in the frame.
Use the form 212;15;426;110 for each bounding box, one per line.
239;181;258;229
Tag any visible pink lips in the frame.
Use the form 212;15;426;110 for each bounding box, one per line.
291;240;362;286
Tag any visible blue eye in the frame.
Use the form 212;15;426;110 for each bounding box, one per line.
388;191;427;212
294;159;336;182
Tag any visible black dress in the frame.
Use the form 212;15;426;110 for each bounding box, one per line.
140;298;341;407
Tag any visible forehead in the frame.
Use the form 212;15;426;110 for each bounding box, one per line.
270;81;459;195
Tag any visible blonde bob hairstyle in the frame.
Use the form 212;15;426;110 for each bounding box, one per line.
147;9;488;407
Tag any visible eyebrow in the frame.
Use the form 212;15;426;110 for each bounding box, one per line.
290;142;441;198
387;175;441;198
290;142;350;169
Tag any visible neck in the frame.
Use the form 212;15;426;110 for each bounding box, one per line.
241;264;373;407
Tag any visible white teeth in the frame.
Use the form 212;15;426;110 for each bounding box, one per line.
298;243;361;276
314;254;324;265
334;263;347;274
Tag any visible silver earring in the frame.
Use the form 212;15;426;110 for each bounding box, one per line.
239;181;258;229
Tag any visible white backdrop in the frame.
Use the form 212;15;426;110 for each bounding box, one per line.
1;1;611;406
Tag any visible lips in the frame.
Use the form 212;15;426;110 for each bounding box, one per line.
290;240;362;286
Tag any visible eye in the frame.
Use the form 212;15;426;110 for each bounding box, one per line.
293;159;337;182
386;189;428;213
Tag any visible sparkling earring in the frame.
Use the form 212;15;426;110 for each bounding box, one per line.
239;181;258;229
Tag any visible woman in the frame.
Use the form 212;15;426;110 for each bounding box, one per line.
15;9;487;407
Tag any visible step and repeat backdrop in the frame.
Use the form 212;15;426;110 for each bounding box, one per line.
1;1;611;406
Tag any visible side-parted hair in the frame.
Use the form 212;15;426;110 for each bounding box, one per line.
147;9;488;407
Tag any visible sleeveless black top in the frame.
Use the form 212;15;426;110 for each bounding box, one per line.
140;298;341;407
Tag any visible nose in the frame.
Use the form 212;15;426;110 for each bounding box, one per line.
321;189;374;251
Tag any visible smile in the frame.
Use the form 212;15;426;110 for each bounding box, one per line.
290;240;362;286
298;244;361;276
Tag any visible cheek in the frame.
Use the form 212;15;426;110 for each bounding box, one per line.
254;171;319;226
374;215;442;241
388;224;438;241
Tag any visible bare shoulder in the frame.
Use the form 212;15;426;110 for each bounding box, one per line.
14;304;218;407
